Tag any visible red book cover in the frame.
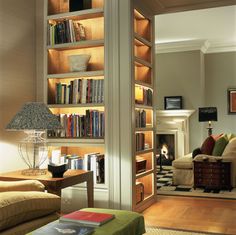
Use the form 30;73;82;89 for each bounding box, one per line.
60;211;115;227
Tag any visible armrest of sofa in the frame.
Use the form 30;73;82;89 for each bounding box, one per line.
193;154;218;161
0;180;45;192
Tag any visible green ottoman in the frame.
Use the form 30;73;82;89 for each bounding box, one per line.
28;208;146;235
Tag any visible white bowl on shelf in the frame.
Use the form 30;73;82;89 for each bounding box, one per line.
68;54;91;72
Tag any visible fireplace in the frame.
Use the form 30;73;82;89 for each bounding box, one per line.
156;133;175;167
156;110;195;168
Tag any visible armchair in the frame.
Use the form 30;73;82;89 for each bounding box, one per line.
0;180;60;235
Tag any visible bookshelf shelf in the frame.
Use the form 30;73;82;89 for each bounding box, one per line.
135;80;152;89
47;138;105;145
136;148;154;155
135;127;153;132
134;33;152;47
135;104;153;110
47;8;104;20
47;40;104;50
47;70;104;79
48;103;104;108
134;57;152;68
136;169;154;179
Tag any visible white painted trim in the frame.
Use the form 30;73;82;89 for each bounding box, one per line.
156;109;195;117
206;41;236;54
155;40;236;54
155;40;208;54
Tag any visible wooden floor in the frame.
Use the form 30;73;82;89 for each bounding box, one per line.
142;195;236;235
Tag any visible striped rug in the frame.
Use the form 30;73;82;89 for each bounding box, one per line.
145;227;216;235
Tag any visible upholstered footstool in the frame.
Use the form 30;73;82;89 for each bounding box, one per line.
28;208;146;235
172;153;194;186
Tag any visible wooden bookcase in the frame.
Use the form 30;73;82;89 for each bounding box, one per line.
132;7;156;211
44;0;108;199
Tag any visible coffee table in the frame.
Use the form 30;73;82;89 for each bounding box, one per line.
0;169;94;207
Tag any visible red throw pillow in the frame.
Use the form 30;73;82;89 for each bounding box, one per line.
200;136;215;155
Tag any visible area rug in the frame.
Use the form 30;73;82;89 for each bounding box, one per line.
145;227;214;235
157;166;236;199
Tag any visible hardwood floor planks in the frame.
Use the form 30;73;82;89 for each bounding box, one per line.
142;195;236;235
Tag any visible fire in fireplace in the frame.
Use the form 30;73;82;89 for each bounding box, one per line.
156;134;175;168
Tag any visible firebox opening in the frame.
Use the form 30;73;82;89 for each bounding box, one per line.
156;134;175;167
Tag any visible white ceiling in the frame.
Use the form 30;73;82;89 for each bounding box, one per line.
155;5;236;45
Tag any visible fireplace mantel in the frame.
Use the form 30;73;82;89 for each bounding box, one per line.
156;110;195;158
156;110;195;117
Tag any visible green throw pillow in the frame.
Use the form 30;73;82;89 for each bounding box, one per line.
212;135;229;156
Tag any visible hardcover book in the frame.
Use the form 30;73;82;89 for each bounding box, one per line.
60;210;115;227
32;221;94;235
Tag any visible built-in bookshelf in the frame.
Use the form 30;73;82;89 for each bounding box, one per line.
132;7;156;211
45;0;107;195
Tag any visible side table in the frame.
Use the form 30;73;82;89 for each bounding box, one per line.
0;169;94;207
193;160;232;191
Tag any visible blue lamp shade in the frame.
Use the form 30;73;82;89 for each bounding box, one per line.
6;102;62;130
198;107;218;122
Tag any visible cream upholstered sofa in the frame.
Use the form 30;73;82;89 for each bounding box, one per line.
172;136;236;187
0;180;61;235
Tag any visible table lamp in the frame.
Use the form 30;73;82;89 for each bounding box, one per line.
6;102;62;175
198;107;218;136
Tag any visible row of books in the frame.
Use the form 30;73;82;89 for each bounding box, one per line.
47;20;86;45
48;110;105;138
135;88;153;106
61;153;105;184
135;133;145;151
54;79;104;105
135;109;146;128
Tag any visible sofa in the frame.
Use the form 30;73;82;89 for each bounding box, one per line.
172;134;236;187
0;180;61;235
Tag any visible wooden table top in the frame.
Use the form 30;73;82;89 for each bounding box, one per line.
0;169;90;181
0;169;93;191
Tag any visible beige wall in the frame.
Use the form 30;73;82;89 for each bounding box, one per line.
156;50;236;152
205;52;236;134
156;51;205;150
0;0;36;172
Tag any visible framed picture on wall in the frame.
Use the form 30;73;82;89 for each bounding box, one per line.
228;88;236;114
164;96;183;110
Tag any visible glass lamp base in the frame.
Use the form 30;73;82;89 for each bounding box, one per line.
21;168;47;176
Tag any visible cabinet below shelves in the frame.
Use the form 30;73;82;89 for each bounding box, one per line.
47;39;104;50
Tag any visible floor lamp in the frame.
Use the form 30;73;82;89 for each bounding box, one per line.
198;107;218;136
6;102;62;175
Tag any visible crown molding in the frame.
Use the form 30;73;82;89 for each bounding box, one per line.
155;40;236;54
205;41;236;54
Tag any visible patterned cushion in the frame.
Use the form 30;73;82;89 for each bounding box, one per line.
212;135;229;156
200;136;215;155
222;137;236;156
0;191;60;232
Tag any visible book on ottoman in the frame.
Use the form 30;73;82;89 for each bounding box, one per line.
60;210;115;227
32;221;94;235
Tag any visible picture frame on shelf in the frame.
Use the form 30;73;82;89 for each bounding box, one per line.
164;96;183;110
228;88;236;114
